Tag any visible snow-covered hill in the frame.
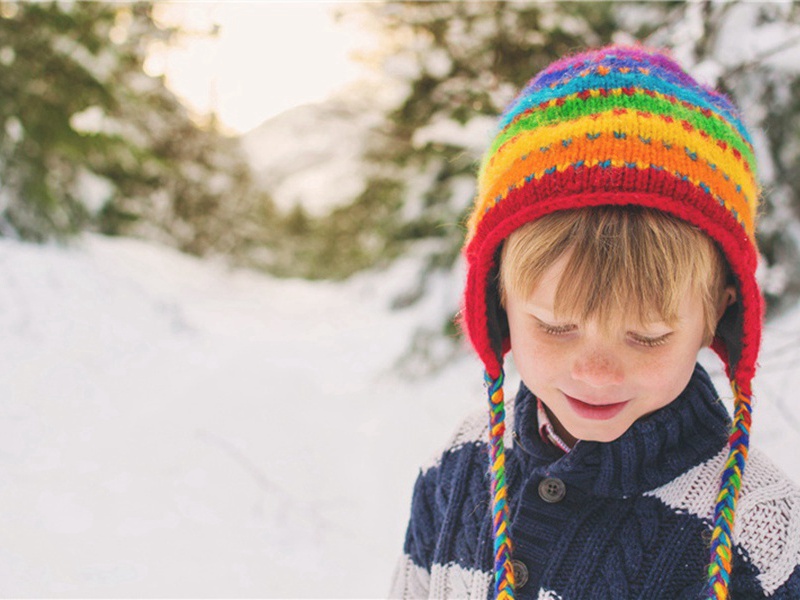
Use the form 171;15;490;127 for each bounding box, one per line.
241;82;393;218
0;234;483;597
0;234;798;596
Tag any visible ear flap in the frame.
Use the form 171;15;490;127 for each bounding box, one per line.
715;294;744;374
486;248;511;361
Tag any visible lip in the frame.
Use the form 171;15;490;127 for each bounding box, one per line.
564;393;629;420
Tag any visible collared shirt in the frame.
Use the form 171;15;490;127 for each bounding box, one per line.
536;397;574;453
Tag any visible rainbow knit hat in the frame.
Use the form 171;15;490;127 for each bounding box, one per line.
461;44;762;600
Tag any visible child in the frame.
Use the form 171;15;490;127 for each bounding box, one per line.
390;44;800;599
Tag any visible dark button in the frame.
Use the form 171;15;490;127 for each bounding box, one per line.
701;528;713;547
538;477;566;503
511;559;529;589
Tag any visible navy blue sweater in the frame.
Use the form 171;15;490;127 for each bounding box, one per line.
390;365;800;599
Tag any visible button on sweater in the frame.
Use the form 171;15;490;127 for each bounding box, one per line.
390;364;800;599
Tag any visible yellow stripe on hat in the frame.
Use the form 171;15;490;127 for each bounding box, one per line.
480;111;757;219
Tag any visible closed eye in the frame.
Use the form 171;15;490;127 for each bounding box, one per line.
628;332;672;347
536;320;577;336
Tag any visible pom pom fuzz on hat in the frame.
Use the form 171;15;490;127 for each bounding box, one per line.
461;44;763;600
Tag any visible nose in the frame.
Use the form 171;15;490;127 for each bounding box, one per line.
571;347;625;388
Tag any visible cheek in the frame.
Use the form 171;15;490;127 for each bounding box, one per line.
630;342;700;402
508;323;563;382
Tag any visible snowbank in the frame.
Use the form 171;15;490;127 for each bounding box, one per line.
0;234;797;596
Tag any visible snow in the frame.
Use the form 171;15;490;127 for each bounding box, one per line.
0;234;798;597
52;35;117;83
73;169;115;215
715;3;800;72
70;106;107;136
0;45;14;66
4;116;22;143
412;114;496;155
241;91;385;217
0;234;483;596
422;47;452;79
382;51;422;82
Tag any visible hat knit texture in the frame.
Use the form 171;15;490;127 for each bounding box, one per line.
461;44;763;600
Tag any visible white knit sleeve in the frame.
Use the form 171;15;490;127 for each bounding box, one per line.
643;446;800;596
734;449;800;596
388;553;431;599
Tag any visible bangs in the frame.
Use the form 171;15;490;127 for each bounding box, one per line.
500;207;728;341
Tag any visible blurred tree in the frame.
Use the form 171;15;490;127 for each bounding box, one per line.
0;0;275;264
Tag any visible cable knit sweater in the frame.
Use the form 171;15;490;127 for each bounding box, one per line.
390;365;800;599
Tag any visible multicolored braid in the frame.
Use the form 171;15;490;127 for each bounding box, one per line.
485;369;515;599
707;381;753;599
460;44;763;600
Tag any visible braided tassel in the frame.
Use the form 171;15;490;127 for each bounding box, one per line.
485;369;516;600
705;379;753;599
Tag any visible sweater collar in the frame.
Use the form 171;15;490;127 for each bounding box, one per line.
511;363;731;498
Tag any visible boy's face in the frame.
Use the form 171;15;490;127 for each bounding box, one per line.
505;251;708;446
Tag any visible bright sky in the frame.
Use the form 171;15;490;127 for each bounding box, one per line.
146;2;371;135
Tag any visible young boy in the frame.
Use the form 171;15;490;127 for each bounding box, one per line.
390;45;800;599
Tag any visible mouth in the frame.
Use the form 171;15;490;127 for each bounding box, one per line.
564;393;630;420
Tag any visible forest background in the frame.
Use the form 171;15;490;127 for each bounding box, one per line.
1;1;800;597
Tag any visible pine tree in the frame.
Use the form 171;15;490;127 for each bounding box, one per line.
0;0;275;266
0;1;129;240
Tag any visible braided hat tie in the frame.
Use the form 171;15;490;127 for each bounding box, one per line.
461;44;762;600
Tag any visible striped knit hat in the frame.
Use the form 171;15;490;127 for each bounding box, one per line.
461;44;762;600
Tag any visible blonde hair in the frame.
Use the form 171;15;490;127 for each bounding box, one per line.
498;206;730;345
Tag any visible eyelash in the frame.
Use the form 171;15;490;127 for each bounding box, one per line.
536;321;672;347
537;322;576;336
628;333;672;347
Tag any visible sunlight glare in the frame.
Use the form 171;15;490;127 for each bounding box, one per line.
149;2;369;134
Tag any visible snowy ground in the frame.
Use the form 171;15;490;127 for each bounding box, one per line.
1;234;798;597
